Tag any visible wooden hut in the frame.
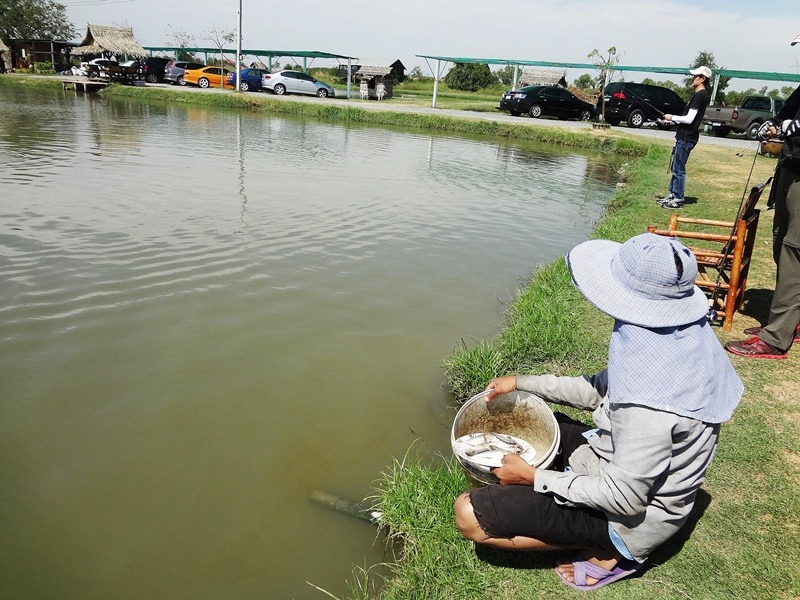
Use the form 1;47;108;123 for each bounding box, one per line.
0;39;9;73
72;24;148;61
355;58;406;100
518;67;567;88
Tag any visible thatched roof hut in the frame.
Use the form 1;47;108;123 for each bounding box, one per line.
518;67;567;87
72;24;147;58
355;58;406;82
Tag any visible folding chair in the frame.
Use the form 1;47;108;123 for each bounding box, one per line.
646;178;772;331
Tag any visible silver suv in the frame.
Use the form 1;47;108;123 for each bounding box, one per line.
164;61;205;85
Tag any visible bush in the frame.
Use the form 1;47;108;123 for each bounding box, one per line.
34;61;53;74
444;63;496;92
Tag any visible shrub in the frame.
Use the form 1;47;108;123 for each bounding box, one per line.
444;62;496;92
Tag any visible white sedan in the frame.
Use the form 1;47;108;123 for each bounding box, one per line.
261;70;335;98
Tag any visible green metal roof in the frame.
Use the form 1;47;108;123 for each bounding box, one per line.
416;55;800;83
144;46;355;60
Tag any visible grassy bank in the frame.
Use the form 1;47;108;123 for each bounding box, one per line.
368;143;799;599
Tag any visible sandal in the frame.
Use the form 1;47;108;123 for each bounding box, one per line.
556;556;643;591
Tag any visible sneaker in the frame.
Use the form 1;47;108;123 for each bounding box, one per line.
725;336;787;359
743;324;800;343
657;194;674;204
661;198;685;209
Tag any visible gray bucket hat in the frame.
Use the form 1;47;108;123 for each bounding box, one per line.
566;233;709;327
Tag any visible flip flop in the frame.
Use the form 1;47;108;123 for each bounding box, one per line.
555;556;643;591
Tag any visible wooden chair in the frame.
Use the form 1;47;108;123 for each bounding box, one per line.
646;178;771;330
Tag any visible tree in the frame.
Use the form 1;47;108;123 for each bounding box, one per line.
686;50;729;102
205;25;235;88
409;65;424;79
588;46;623;122
444;62;496;92
573;73;596;91
165;25;198;62
0;0;76;41
495;65;516;86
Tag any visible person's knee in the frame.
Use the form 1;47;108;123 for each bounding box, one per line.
454;492;486;542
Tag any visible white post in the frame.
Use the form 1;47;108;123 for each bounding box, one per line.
512;64;519;90
432;59;440;108
235;0;242;90
346;57;352;99
710;73;720;105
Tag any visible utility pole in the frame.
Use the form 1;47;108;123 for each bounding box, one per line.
235;0;242;90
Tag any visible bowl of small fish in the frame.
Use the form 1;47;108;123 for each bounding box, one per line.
451;389;560;486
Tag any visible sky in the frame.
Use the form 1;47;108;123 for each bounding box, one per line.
61;0;800;90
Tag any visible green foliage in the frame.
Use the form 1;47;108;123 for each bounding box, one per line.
408;65;426;80
687;50;729;99
33;59;51;73
0;0;76;41
587;45;623;88
573;73;596;91
494;65;515;86
444;62;496;92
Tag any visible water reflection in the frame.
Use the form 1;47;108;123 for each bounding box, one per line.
0;85;622;599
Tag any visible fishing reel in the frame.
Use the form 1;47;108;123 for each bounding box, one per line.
655;118;674;128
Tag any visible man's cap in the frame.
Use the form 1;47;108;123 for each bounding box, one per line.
689;66;712;79
791;33;800;46
566;233;709;328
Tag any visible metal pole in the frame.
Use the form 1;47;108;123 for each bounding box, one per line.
235;0;242;90
432;59;440;108
346;57;351;99
710;73;720;106
512;64;519;91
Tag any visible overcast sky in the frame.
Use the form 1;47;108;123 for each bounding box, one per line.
62;0;800;89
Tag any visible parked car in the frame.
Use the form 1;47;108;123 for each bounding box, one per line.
703;95;785;139
597;82;686;128
261;70;335;97
164;60;206;85
183;66;233;89
226;68;269;92
498;85;595;120
140;57;171;83
79;57;117;77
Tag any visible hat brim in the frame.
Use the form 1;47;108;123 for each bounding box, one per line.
567;239;710;328
792;34;800;46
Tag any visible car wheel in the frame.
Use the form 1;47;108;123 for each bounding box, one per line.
146;73;158;83
509;110;521;117
316;88;328;98
240;81;250;92
198;78;209;89
626;109;645;128
712;126;731;138
274;84;286;95
746;121;762;140
528;104;543;118
177;75;186;86
579;109;592;121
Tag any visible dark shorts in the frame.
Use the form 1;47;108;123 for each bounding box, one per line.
468;412;615;552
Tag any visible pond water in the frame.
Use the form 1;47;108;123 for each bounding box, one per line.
0;84;621;599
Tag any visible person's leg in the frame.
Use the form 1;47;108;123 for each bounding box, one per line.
760;175;800;350
670;140;694;201
454;486;623;585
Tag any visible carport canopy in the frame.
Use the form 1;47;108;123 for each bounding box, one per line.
416;54;800;107
143;46;358;95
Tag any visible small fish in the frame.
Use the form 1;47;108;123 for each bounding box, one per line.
454;432;537;469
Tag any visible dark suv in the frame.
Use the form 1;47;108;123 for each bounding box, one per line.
140;57;171;83
598;82;686;128
164;60;206;85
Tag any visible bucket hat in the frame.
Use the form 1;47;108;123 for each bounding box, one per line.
566;233;709;328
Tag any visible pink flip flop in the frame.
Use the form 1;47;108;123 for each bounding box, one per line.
556;556;643;591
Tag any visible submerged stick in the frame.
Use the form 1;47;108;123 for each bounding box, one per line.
310;490;382;525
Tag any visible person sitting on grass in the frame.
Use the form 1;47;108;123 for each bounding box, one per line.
454;233;743;591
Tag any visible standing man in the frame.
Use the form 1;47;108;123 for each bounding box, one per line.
725;34;800;359
658;66;712;209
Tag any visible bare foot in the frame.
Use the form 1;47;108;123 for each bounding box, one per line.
556;551;620;586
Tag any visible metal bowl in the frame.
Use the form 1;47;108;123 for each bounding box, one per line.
451;389;560;485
